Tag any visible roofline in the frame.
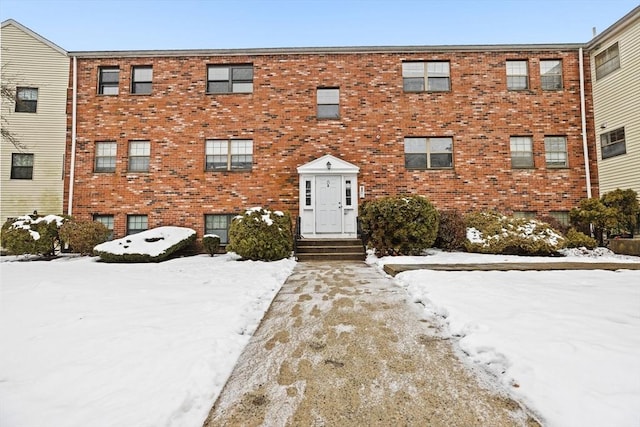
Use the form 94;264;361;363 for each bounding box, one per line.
587;5;640;50
1;19;67;55
68;43;585;58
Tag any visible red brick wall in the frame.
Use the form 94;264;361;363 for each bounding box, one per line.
64;49;599;238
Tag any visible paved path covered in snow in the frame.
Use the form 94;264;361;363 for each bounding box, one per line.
204;262;539;426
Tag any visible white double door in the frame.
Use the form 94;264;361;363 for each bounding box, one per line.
315;175;342;233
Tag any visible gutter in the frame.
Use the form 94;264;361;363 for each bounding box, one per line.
67;56;77;215
578;47;592;199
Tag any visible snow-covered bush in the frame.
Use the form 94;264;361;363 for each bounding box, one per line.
59;220;111;255
1;214;68;256
434;209;466;251
227;207;293;261
93;226;197;262
564;228;597;250
202;234;220;256
465;211;565;256
359;195;439;256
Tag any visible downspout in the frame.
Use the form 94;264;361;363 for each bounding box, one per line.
578;47;593;199
67;56;77;215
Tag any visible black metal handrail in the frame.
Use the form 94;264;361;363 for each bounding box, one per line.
293;216;302;258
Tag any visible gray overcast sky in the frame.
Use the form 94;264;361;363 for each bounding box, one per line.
1;0;639;51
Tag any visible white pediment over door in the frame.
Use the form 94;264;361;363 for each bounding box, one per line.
297;154;360;175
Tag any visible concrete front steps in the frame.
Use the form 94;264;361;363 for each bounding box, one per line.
295;238;366;262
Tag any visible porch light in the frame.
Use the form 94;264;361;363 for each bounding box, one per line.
326;161;332;170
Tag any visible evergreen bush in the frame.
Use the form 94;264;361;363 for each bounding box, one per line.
202;234;221;256
59;220;111;255
1;214;68;256
564;228;597;249
94;227;197;263
227;208;293;261
465;211;565;256
359;195;439;256
434;209;466;251
601;189;639;237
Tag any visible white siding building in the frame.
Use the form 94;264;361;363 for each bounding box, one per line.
1;19;68;224
588;6;640;199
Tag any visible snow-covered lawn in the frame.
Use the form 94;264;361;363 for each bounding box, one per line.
0;253;295;427
371;249;640;427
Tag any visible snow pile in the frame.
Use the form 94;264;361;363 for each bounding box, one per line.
93;226;196;260
0;254;296;427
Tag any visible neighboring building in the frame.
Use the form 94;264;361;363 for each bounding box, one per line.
0;20;68;224
588;6;640;200
64;45;597;241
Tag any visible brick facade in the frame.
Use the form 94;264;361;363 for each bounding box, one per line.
64;47;599;239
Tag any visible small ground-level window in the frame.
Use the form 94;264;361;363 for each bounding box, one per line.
205;214;235;244
93;214;115;240
549;211;570;227
127;215;148;235
513;211;537;220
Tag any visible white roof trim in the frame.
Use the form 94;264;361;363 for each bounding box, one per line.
1;19;67;55
297;154;359;174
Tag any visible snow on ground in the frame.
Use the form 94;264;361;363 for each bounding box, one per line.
0;253;295;427
370;249;640;427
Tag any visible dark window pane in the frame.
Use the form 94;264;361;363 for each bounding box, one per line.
430;153;453;168
101;70;119;83
16;100;37;113
232;67;253;80
207;81;229;93
427;77;450;91
318;104;339;119
512;153;534;168
507;76;528;90
602;141;626;159
133;82;152;94
403;78;424;92
206;155;228;170
230;154;253;170
541;75;562;90
405;153;427;169
96;157;116;172
129;157;149;172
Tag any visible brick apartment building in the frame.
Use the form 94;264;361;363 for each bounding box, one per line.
64;45;598;242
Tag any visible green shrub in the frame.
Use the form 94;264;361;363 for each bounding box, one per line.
564;228;597;249
94;226;197;262
434;209;466;251
570;198;617;246
202;234;221;256
359;195;439;256
465;211;565;256
1;214;68;256
59;220;111;255
601;188;639;237
227;208;293;261
538;215;569;236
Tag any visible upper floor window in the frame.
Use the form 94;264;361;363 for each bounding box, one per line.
205;139;253;171
93;214;114;240
126;215;148;235
15;87;38;113
204;214;235;244
402;61;450;92
207;65;253;93
510;136;534;168
601;127;626;159
128;140;150;172
506;60;529;90
95;141;117;172
404;137;453;169
540;60;563;90
595;42;620;80
317;88;339;119
11;153;34;179
98;67;120;95
131;66;153;94
544;136;568;168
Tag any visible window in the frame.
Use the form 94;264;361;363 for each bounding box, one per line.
404;137;453;169
207;65;253;93
317;88;339;119
540;60;562;90
205;214;235;244
402;61;451;92
128;141;150;172
131;66;152;94
506;60;529;90
98;67;120;95
510;136;534;168
549;211;570;227
93;214;114;240
544;136;567;168
513;211;536;220
345;180;352;206
595;42;620;80
95;141;117;172
305;180;312;206
205;139;253;171
15;87;38;113
11;153;34;179
126;215;148;235
601;127;626;159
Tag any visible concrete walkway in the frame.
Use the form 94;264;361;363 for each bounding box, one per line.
203;262;540;426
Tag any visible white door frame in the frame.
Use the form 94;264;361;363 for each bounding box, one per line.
297;154;360;238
